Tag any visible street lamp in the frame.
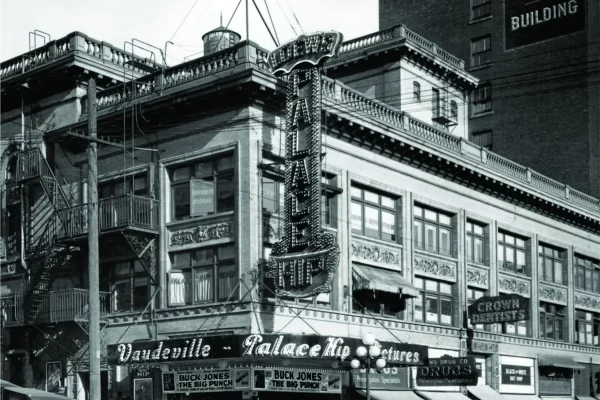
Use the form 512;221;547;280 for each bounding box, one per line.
351;333;386;400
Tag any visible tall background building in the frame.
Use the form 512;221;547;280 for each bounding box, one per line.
379;0;600;198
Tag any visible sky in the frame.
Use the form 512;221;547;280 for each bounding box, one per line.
0;0;378;65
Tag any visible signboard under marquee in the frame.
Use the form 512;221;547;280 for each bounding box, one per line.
252;367;341;393
265;33;342;299
416;357;479;387
468;293;530;325
162;369;249;393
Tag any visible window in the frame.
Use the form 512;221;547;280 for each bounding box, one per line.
1;204;20;257
170;155;234;220
321;173;340;228
467;288;486;330
575;311;600;346
471;0;491;20
471;36;491;67
99;260;150;312
413;82;421;102
470;130;493;150
432;88;441;114
262;176;285;214
351;185;398;242
503;317;529;337
575;255;600;294
539;302;566;341
414;277;453;325
472;83;492;115
99;175;147;198
169;244;236;305
413;205;453;256
466;220;485;265
450;100;458;119
497;231;528;275
538;244;566;285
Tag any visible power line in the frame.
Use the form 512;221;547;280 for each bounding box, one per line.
170;0;202;42
263;0;280;46
274;0;297;37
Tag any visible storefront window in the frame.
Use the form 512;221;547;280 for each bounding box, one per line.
170;155;234;220
539;367;572;396
169;244;237;305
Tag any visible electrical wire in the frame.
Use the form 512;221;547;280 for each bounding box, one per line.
170;0;202;42
252;0;280;47
214;0;244;52
274;0;298;36
263;0;280;46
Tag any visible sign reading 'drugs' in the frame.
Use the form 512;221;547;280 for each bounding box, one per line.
252;367;341;393
468;293;530;325
505;0;585;49
416;357;479;387
107;334;428;366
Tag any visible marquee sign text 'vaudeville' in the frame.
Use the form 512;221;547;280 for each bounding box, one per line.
265;34;342;298
107;334;428;366
468;293;530;324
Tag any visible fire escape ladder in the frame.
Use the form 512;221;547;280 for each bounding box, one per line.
122;233;158;286
71;307;109;370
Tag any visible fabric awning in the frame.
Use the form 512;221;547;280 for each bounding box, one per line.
416;391;471;400
468;385;510;400
353;264;420;298
2;387;68;400
538;354;585;369
540;397;572;400
502;395;541;400
575;396;598;400
356;389;422;400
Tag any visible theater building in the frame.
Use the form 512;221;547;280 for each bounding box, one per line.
1;21;600;400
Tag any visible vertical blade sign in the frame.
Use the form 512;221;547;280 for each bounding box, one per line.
266;32;343;298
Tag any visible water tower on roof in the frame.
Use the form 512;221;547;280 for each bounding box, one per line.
202;14;242;56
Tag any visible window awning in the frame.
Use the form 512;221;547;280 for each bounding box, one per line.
575;396;598;400
468;385;510;400
538;354;585;369
356;389;422;400
2;386;69;400
353;264;420;298
541;397;572;400
416;391;471;400
502;395;541;400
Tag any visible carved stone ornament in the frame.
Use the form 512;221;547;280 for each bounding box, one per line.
497;275;530;297
170;222;233;246
351;241;401;269
574;293;600;312
472;341;498;353
538;285;567;304
413;255;456;282
467;267;488;288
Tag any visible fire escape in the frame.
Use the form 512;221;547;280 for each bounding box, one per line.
6;146;159;377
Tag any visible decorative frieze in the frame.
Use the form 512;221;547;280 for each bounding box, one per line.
170;222;233;247
498;275;531;297
574;292;600;312
351;240;401;270
472;341;498;353
467;267;489;289
413;254;457;282
538;284;567;305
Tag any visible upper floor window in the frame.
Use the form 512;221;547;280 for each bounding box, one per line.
575;310;599;346
170;155;234;220
99;175;147;198
503;314;529;337
99;260;149;313
262;176;285;214
472;83;492;115
471;36;491;67
351;185;398;242
471;0;491;20
575;255;600;294
169;244;236;305
413;205;453;256
414;277;453;326
450;100;458;119
467;288;486;330
497;231;527;275
538;244;566;285
413;82;421;102
539;302;566;342
466;220;485;265
470;130;493;150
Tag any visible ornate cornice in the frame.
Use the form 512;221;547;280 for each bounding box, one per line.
574;291;600;312
414;254;457;282
170;222;233;247
498;274;531;297
467;267;489;289
351;239;402;270
539;284;567;305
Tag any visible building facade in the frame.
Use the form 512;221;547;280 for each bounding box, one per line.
378;0;600;198
1;23;600;400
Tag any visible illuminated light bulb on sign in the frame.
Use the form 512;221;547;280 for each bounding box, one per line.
362;333;375;346
369;346;381;358
350;359;361;369
356;346;367;358
375;358;386;370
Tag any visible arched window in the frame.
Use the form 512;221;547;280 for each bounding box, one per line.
450;100;458;119
413;82;421;102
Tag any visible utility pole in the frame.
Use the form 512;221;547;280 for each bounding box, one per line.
87;77;101;400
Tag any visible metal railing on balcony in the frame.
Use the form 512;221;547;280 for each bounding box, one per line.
56;193;159;239
2;288;111;326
